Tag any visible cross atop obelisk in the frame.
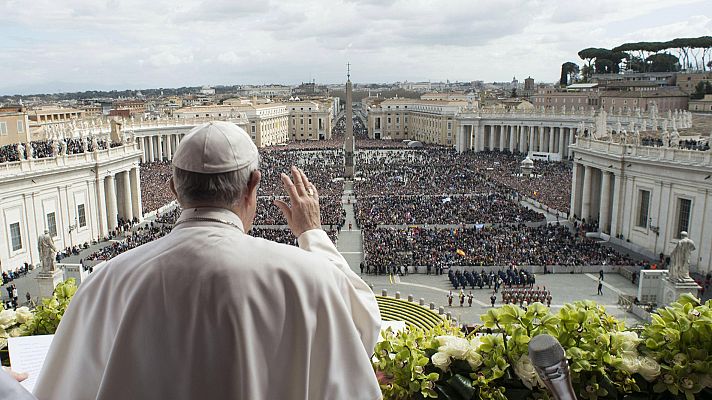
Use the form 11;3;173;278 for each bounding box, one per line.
344;63;355;179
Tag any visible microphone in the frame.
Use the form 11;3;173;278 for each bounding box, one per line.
528;334;577;400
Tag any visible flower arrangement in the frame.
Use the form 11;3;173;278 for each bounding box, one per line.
373;294;712;399
0;279;78;352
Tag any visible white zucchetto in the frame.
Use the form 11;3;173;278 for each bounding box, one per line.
172;121;258;173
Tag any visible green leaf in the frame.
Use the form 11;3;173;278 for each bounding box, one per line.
447;374;476;400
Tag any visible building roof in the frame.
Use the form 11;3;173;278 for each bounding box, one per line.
605;81;661;88
599;89;688;98
566;83;598;89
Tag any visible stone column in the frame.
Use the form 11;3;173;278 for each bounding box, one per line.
158;135;164;161
122;170;133;222
538;126;544;152
548;127;555;153
148;135;155;162
610;173;622;238
130;167;143;220
519;126;526;153
568;128;575;158
166;134;173;161
477;125;485;152
489;126;495;150
527;125;534;151
499;124;507;151
581;165;592;222
139;137;146;163
558;128;565;158
96;176;108;238
509;125;516;152
105;174;118;231
570;162;579;219
599;171;612;234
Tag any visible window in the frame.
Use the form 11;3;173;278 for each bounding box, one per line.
637;190;650;228
0;122;7;135
677;199;692;237
10;223;22;251
47;212;57;237
77;204;87;227
17;120;24;133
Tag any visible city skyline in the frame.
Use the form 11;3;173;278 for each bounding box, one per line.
1;0;710;95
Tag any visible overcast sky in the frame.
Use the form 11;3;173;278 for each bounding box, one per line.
1;0;710;95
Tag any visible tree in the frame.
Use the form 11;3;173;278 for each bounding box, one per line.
578;48;625;75
646;53;679;72
691;81;712;100
560;62;580;86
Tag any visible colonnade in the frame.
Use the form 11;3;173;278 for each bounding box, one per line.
137;133;185;163
458;123;578;158
570;162;620;236
95;167;143;236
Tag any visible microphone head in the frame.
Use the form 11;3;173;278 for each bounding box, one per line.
528;334;566;368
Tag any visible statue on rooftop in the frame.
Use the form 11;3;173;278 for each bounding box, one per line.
669;129;680;148
633;128;641;146
17;142;26;160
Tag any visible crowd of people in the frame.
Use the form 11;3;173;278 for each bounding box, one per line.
1;264;31;285
139;161;175;213
362;224;641;273
472;151;572;214
500;287;552;307
85;210;180;262
641;137;710;151
0;138;117;163
449;267;536;291
258;149;344;197
250;228;339;246
255;196;345;227
355;194;543;226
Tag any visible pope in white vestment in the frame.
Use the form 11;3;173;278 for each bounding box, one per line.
33;122;383;400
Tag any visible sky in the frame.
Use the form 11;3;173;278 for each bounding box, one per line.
0;0;711;95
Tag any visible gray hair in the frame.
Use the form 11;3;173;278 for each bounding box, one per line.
172;158;259;208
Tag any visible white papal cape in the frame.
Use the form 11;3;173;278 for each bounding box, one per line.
34;208;382;400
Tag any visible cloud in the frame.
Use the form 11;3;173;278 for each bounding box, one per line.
0;0;710;94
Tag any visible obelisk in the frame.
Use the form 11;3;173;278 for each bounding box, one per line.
344;64;355;179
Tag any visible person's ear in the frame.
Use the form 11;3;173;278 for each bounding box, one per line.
169;177;177;198
247;170;261;201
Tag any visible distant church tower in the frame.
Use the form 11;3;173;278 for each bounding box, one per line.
344;64;355;179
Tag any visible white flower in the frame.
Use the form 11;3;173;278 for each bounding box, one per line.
432;351;451;371
673;353;688;365
14;307;33;325
637;357;661;382
612;331;640;355
466;351;483;369
620;355;640;374
0;310;17;330
436;336;470;359
8;327;21;338
513;354;539;390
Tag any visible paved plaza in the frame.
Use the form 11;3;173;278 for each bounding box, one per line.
2;178;706;329
337;180;646;326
